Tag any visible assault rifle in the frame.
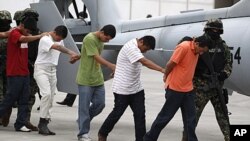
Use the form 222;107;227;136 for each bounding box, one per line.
200;52;228;117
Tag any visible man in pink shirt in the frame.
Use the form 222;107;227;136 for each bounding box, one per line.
144;35;212;141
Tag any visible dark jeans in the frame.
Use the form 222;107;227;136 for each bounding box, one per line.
0;76;30;130
144;88;198;141
99;90;146;141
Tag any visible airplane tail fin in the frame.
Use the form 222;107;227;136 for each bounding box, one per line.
31;2;80;94
83;0;122;31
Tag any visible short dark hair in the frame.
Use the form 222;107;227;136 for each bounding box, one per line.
100;24;116;38
54;25;68;39
22;17;37;32
195;35;212;49
177;36;193;44
139;35;156;50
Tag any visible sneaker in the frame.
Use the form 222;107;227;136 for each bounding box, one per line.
78;134;92;141
16;126;31;132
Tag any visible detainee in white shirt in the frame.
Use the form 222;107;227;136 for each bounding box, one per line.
34;25;80;136
98;36;165;141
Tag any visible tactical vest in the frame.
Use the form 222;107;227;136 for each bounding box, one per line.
195;38;227;77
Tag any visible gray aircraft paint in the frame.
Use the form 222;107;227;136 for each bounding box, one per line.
30;0;250;96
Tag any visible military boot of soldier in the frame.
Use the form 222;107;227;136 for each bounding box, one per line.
1;108;12;127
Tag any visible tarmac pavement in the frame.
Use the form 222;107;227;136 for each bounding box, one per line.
0;67;250;141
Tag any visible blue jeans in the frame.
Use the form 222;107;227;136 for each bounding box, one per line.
99;90;146;141
77;85;105;137
144;88;198;141
0;76;30;130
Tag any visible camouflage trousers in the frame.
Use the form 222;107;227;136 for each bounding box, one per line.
0;60;7;103
195;87;230;141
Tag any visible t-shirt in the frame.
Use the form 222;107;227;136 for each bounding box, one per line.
6;28;29;76
35;35;63;66
112;39;144;95
76;32;104;86
165;41;199;92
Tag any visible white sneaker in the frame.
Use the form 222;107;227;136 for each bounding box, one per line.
78;134;92;141
16;126;31;132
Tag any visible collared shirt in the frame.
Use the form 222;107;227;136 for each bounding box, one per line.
112;39;144;95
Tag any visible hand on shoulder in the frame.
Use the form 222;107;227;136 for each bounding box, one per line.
40;32;50;38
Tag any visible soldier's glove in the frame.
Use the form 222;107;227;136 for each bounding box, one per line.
218;72;228;81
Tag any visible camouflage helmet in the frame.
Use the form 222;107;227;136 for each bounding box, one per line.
23;8;39;21
0;10;12;21
13;10;24;21
204;18;223;34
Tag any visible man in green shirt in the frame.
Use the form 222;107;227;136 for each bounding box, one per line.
76;24;116;141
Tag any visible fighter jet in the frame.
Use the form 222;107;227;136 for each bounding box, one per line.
28;0;250;97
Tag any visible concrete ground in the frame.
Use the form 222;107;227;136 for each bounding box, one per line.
0;67;250;141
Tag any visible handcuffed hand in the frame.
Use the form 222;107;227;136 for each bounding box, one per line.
69;54;81;64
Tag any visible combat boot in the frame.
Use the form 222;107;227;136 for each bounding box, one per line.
2;108;12;127
38;118;55;135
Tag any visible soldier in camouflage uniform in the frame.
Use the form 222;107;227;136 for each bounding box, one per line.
0;10;12;127
0;10;12;103
182;18;232;141
12;8;40;131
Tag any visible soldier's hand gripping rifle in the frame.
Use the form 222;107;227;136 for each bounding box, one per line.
201;52;228;117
